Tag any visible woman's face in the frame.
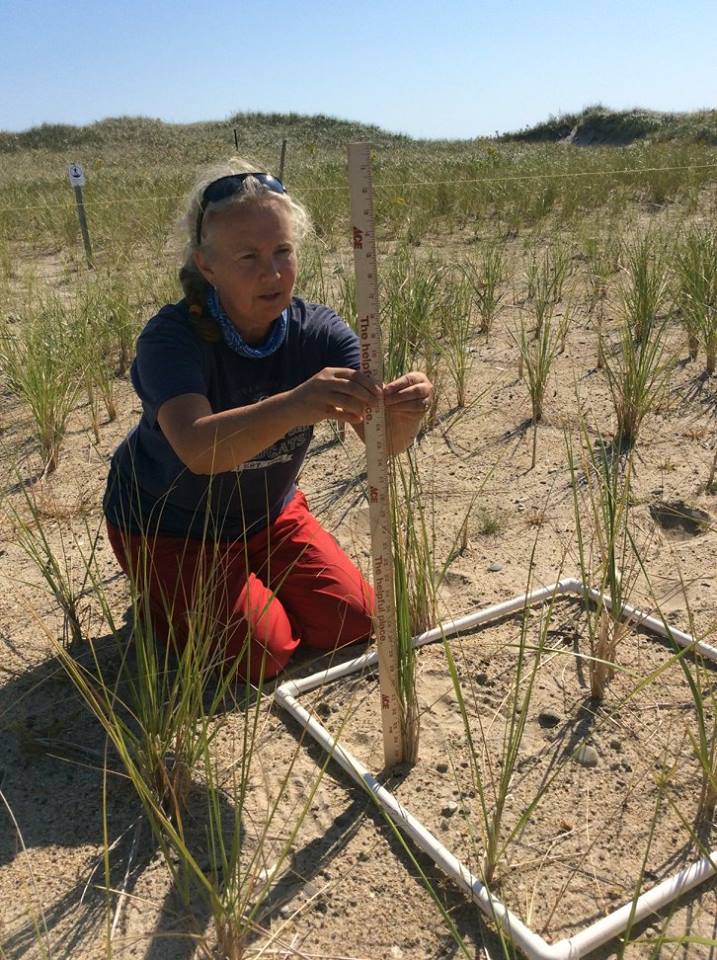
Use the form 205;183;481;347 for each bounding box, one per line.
194;199;297;342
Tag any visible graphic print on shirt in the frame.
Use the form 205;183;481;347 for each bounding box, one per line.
239;423;312;470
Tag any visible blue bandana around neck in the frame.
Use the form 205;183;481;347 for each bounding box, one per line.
207;288;288;359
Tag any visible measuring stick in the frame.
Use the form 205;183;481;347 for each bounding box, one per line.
348;143;404;767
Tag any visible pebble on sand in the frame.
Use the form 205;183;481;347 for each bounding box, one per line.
575;744;599;767
538;709;561;728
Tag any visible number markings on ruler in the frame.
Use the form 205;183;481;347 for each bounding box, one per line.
348;143;404;767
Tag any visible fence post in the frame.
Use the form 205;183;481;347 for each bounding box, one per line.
279;138;288;182
67;163;93;268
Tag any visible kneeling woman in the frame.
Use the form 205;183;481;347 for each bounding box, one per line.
103;162;432;682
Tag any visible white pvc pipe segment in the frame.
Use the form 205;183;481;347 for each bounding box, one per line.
274;683;559;959
282;579;578;700
275;577;717;959
575;581;717;663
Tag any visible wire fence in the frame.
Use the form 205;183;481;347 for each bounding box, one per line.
1;161;717;214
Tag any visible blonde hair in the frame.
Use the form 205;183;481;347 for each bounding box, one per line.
177;157;311;336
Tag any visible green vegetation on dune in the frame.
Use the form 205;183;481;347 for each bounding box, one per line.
4;104;717;158
0;111;412;156
503;103;717;145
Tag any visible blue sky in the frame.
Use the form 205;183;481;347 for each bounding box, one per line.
2;0;716;138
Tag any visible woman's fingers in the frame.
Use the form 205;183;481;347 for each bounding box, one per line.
296;369;432;427
383;372;433;409
332;407;365;424
334;368;382;403
294;368;381;424
325;369;378;417
383;372;433;423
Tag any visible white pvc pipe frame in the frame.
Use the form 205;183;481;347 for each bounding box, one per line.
274;577;717;960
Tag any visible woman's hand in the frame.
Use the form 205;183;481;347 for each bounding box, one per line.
383;371;433;422
383;371;433;453
291;367;381;425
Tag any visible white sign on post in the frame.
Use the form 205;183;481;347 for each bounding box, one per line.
67;163;86;188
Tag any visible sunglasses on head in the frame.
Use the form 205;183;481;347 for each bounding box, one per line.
195;172;286;245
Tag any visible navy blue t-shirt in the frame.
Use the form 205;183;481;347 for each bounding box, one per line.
103;297;360;541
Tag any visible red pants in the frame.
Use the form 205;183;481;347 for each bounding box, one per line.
106;490;375;683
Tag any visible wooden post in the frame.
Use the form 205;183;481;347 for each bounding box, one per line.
73;187;93;268
279;138;288;183
67;163;93;268
233;127;239;151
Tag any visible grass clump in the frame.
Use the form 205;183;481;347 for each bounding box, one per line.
603;315;673;447
621;235;668;343
516;316;561;467
389;450;437;765
6;490;99;651
475;505;506;537
389;447;485;764
383;247;444;425
462;245;504;334
441;268;475;408
0;297;82;473
525;242;572;324
567;427;639;700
